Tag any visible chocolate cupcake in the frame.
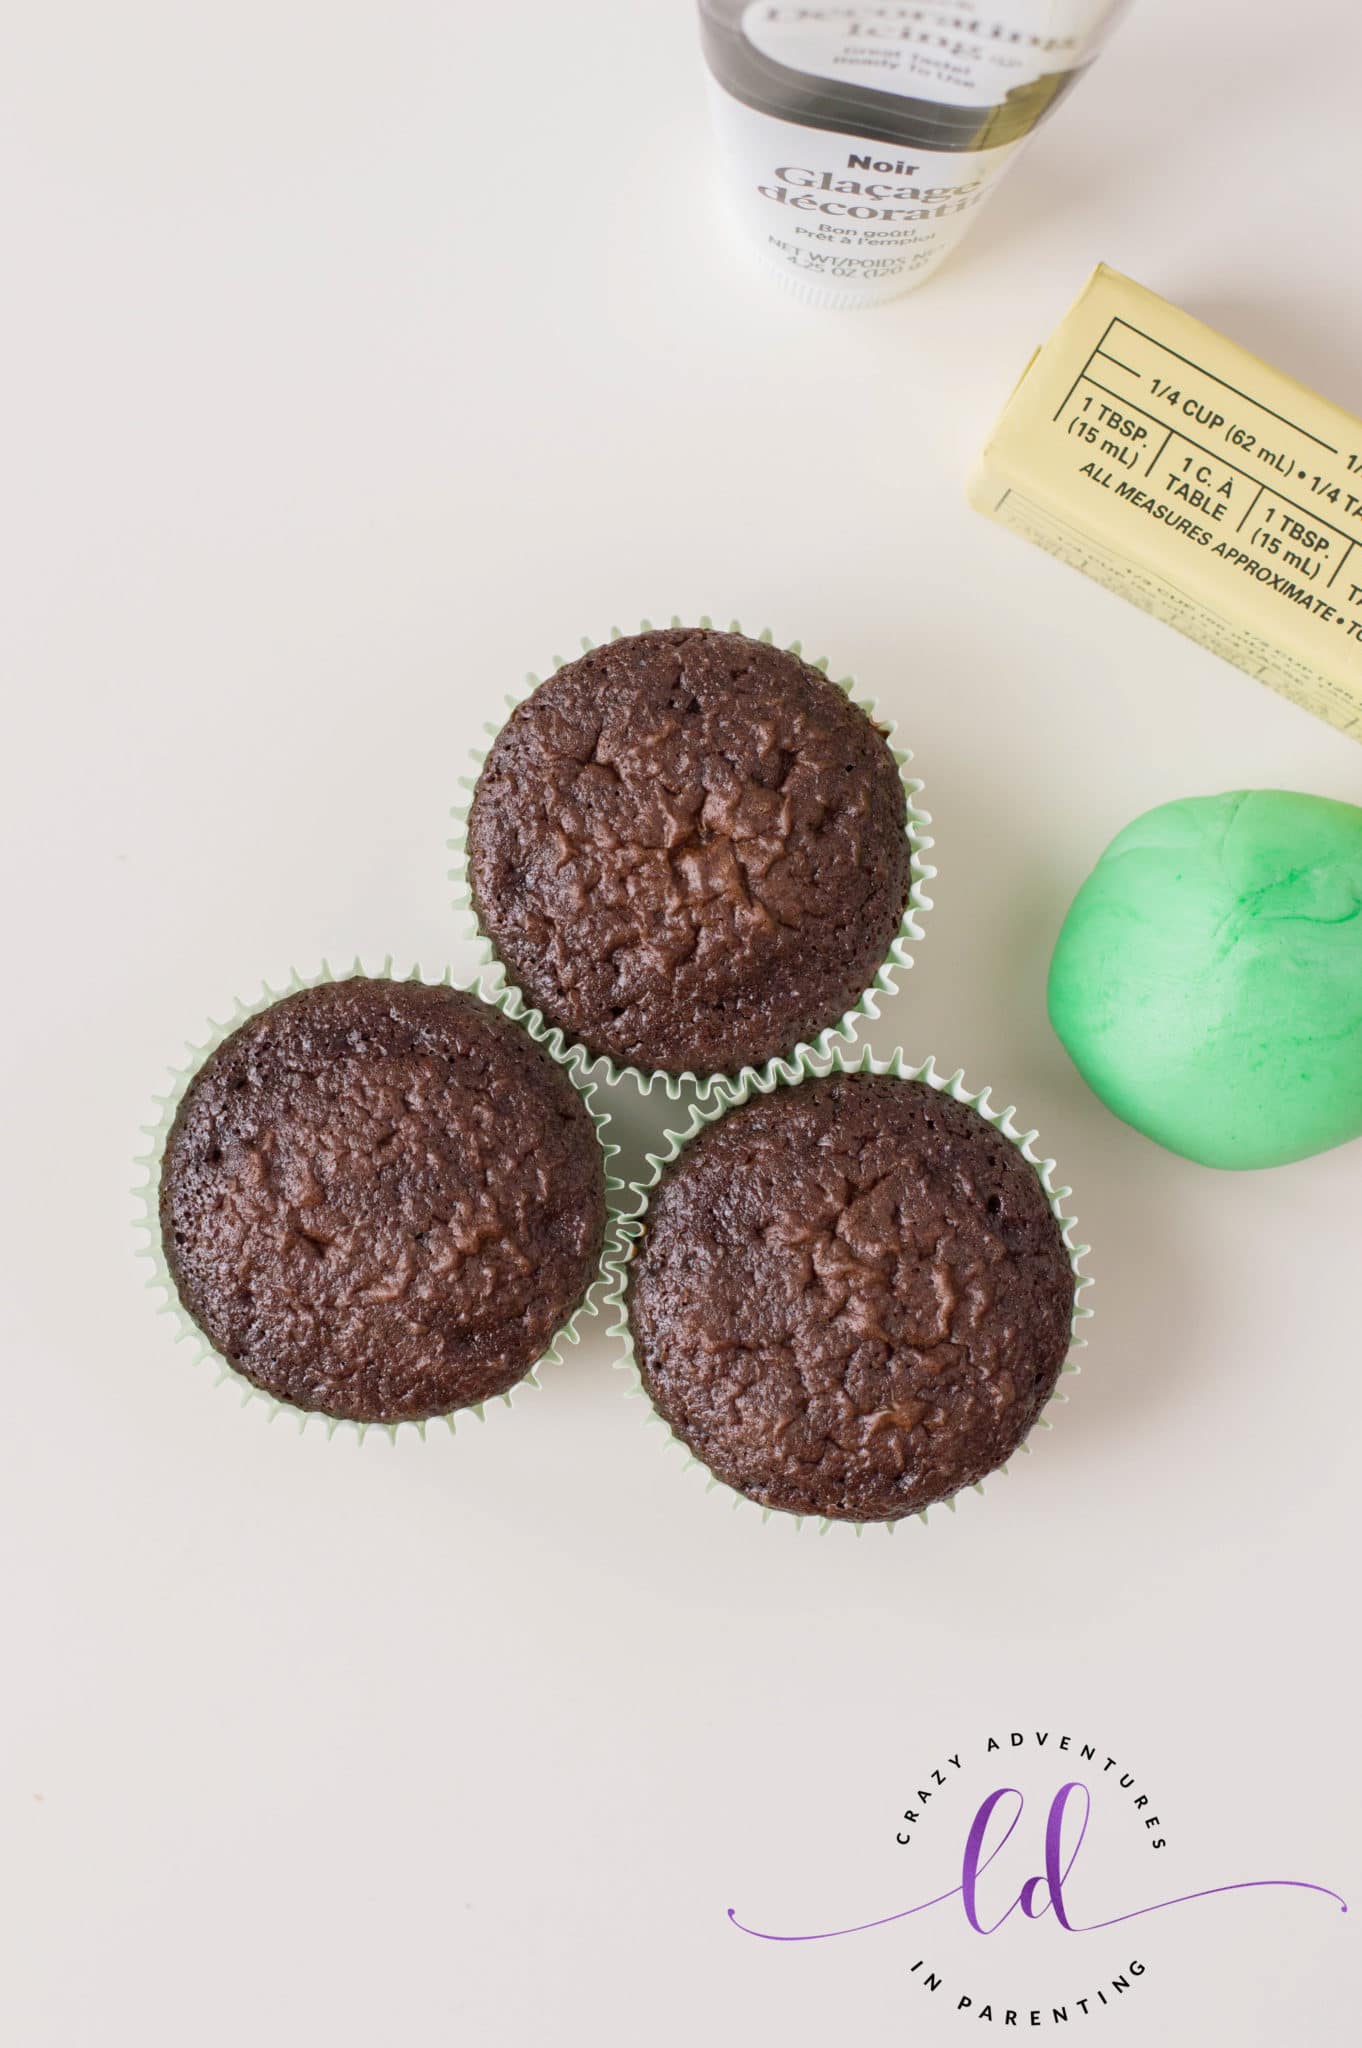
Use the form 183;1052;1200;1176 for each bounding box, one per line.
465;626;918;1077
625;1069;1080;1523
158;977;608;1425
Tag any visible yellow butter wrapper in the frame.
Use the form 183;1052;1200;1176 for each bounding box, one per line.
971;265;1362;742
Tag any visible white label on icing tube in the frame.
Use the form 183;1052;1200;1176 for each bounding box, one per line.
702;0;1131;304
741;1;1124;108
705;77;1024;303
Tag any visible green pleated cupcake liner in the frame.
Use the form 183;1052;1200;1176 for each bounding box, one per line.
601;1040;1093;1536
133;957;622;1444
448;614;936;1103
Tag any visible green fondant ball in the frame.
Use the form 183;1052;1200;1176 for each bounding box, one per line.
1048;789;1362;1169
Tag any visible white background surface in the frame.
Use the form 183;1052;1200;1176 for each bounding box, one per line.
3;3;1359;2042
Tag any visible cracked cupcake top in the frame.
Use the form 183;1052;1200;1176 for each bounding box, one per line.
627;1072;1075;1522
466;628;911;1075
160;978;607;1424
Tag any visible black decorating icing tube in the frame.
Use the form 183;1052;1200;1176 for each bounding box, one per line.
698;1;1132;306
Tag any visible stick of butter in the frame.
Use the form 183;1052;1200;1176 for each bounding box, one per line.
971;265;1362;742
